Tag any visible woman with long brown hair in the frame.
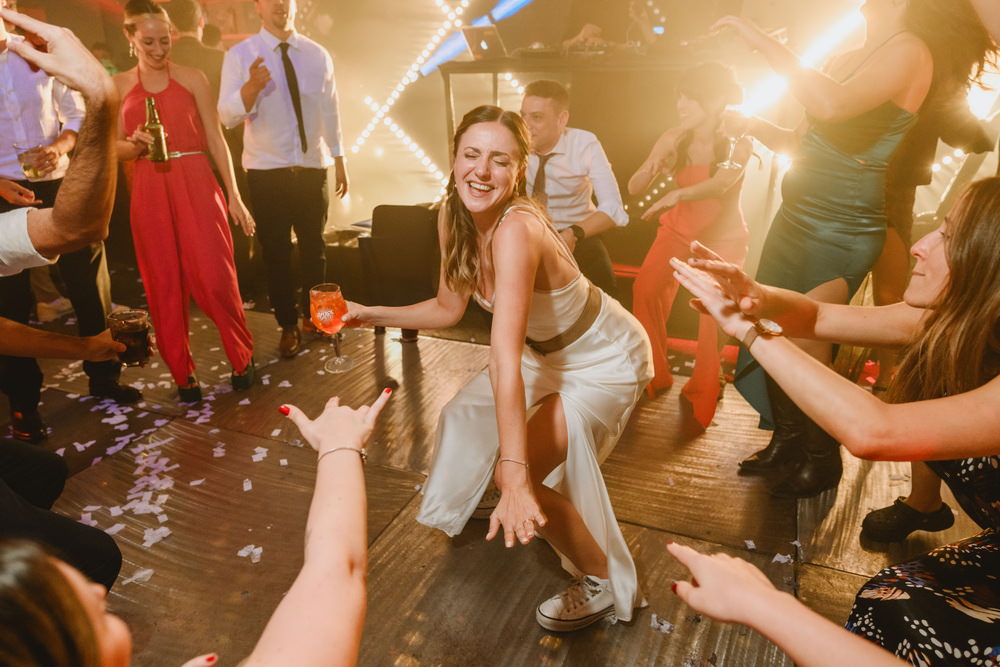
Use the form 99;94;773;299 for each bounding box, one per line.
345;105;653;631
670;176;1000;659
712;0;992;499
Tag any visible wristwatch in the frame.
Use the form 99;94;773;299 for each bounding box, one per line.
741;318;782;349
569;224;586;243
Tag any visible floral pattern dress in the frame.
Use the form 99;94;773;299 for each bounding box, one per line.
847;456;1000;665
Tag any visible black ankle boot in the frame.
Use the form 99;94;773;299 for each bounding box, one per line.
739;376;806;475
769;419;843;498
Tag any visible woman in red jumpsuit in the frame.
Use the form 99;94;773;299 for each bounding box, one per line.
629;63;750;429
115;0;254;401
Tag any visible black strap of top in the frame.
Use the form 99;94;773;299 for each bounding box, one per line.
836;30;909;83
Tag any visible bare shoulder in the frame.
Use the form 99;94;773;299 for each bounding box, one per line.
496;205;546;240
171;63;210;91
112;69;138;95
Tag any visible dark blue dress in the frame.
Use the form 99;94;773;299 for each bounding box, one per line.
847;456;1000;665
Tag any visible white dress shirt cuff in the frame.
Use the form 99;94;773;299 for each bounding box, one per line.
0;207;56;277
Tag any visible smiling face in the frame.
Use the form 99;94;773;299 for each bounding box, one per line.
453;121;523;222
256;0;296;38
127;16;172;69
904;220;951;308
519;95;567;155
55;561;132;667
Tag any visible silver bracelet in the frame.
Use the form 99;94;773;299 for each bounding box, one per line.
497;457;528;469
317;446;367;465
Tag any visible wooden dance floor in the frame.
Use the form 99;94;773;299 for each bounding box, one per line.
8;309;976;666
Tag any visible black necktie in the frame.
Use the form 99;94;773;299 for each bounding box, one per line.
532;153;555;208
279;42;308;153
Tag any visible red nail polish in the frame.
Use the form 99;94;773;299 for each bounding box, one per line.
671;582;678;594
206;657;217;664
278;405;290;415
384;387;392;395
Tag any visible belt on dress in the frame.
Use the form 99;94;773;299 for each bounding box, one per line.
525;282;602;356
139;150;205;160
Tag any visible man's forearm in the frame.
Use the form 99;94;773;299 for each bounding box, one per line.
49;82;119;249
0;317;90;358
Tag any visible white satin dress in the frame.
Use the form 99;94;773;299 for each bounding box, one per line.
416;245;654;622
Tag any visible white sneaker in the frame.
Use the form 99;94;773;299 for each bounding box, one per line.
471;481;501;520
536;575;614;632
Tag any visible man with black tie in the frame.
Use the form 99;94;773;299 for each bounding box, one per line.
520;80;628;297
218;0;348;357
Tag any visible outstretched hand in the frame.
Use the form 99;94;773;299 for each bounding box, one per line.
669;252;752;341
667;542;778;625
688;241;766;317
282;389;392;454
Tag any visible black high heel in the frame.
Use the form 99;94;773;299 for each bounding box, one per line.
178;376;202;403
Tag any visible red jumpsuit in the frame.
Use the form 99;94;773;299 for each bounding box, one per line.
122;73;253;385
632;164;747;429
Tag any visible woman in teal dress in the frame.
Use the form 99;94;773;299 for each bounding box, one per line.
712;0;990;498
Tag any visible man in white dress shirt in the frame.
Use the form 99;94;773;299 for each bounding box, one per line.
520;79;628;297
0;2;139;444
219;0;348;357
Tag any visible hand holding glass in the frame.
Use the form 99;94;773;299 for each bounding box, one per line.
107;309;151;367
13;143;45;181
717;106;749;171
310;283;355;373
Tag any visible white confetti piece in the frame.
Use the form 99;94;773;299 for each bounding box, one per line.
101;414;128;425
189;479;205;486
772;553;793;564
650;613;674;634
79;512;98;527
252;453;266;462
278;380;292;388
243;479;253;492
82;505;102;512
790;540;802;548
122;568;155;585
279;458;288;467
237;544;255;558
238;398;251;406
55;448;65;457
105;523;126;536
251;546;263;564
109;506;123;517
141;526;171;548
745;540;756;551
270;428;281;437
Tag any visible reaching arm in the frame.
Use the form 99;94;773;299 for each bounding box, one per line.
628;129;679;195
667;543;907;667
0;318;123;361
713;16;932;122
640;137;752;222
343;206;469;330
483;211;548;549
245;391;391;667
3;9;119;257
186;68;256;236
671;253;1000;461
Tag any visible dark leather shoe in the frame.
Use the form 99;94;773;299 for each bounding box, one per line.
89;379;143;404
11;410;47;443
279;326;301;358
769;421;842;498
739;375;805;475
861;497;955;542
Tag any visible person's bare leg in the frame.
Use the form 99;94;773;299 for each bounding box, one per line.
902;461;944;512
525;393;608;579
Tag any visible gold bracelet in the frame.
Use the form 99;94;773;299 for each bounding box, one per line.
498;457;529;469
317;446;367;465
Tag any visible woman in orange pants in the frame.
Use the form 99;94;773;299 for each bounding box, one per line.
629;63;750;429
115;0;254;401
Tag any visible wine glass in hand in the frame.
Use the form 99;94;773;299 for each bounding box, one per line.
717;105;750;171
309;283;355;373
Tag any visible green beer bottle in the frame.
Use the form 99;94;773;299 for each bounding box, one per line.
143;97;170;163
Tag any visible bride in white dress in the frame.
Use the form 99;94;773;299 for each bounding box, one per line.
345;105;652;631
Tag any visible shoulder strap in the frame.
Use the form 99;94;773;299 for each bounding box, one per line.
837;30;909;83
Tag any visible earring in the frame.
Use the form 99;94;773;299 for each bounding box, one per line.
128;42;135;58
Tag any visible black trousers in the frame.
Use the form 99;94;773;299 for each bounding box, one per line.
0;441;122;589
0;179;117;414
246;167;329;328
574;235;617;298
